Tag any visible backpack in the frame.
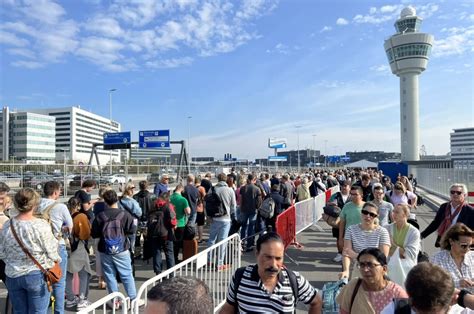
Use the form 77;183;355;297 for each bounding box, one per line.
133;191;155;221
147;204;170;239
100;211;127;255
258;196;275;219
34;202;61;238
321;278;348;314
233;266;299;309
205;186;226;218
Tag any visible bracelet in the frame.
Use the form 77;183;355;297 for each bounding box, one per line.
458;289;471;308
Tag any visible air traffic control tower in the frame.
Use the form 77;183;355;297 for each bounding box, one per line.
384;7;433;161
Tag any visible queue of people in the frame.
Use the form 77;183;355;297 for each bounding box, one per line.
0;168;473;314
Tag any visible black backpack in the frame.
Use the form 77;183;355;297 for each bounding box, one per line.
205;186;226;217
133;191;155;221
147;204;170;239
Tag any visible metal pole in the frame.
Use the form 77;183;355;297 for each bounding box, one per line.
324;139;328;168
187;116;192;165
312;134;316;167
109;88;117;174
295;125;301;174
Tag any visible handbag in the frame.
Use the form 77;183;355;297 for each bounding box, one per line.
10;219;62;292
183;222;196;240
388;247;416;287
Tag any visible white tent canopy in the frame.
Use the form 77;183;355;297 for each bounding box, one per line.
345;159;377;168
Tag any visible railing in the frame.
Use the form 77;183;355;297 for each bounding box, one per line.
409;163;474;198
76;292;128;314
130;233;241;313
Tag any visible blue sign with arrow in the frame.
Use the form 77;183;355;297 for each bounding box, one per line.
139;130;170;148
103;132;131;150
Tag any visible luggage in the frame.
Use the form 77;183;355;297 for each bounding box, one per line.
322;278;348;314
183;239;198;260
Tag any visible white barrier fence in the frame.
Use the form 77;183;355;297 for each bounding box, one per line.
77;292;129;314
131;233;241;313
295;186;340;235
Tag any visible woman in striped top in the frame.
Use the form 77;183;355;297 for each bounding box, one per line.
339;201;391;280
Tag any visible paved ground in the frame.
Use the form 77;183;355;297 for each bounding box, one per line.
0;201;439;313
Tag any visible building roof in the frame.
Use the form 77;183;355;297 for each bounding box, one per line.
345;159;378;168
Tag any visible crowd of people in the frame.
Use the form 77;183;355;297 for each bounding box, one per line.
0;167;472;314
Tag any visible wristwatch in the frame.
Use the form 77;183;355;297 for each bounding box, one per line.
458;289;472;308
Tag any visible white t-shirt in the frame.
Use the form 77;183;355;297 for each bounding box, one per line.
381;301;473;314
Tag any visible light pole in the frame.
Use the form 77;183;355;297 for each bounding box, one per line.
312;134;316;167
109;88;117;174
324;139;328;168
187;116;192;165
295;125;301;174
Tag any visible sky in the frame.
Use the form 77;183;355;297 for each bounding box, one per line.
0;0;473;161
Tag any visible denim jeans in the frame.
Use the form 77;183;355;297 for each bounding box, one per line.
207;219;231;266
65;269;91;300
100;251;137;300
240;211;257;249
6;271;50;314
152;239;175;274
53;244;67;314
189;209;197;225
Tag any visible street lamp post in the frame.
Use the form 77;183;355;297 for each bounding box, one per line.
312;134;316;167
324;139;328;168
109;88;117;174
295;125;301;174
187;116;192;165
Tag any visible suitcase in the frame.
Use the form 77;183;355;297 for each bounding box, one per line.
183;239;198;260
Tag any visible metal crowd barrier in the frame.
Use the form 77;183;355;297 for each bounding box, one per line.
77;292;129;314
130;233;241;313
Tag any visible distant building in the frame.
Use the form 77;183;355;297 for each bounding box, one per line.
254;149;320;167
451;127;474;167
27;106;121;165
345;151;401;163
1;107;56;163
127;147;172;162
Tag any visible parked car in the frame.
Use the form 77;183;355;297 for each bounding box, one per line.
23;175;62;191
104;174;132;184
69;175;109;188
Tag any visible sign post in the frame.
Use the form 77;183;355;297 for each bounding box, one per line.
139;130;170;149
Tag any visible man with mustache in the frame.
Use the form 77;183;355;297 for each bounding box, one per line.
220;232;322;313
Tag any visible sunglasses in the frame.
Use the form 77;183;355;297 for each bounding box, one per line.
457;242;473;250
450;190;463;196
357;262;382;270
361;209;378;218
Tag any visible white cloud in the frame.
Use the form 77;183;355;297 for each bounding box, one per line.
433;26;474;57
417;3;439;19
370;64;390;73
380;5;399;13
0;30;29;47
320;26;332;33
146;56;193;69
11;60;44;69
0;0;276;71
6;48;36;59
336;18;349;25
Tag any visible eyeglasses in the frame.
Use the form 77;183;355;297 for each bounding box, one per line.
357;262;382;270
456;241;473;250
450;190;463;196
361;209;378;218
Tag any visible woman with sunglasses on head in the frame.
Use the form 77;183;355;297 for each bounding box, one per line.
431;223;474;293
337;248;408;314
339;202;391;280
421;183;474;248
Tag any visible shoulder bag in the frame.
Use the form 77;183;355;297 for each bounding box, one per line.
10;219;62;292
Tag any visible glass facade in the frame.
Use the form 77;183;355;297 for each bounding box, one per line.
395;18;421;33
386;43;431;63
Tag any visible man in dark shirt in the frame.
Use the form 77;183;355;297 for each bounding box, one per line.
75;179;97;221
268;184;286;232
239;174;262;252
183;174;199;225
354;173;373;201
91;190;136;302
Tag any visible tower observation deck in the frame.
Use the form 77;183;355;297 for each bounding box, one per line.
384;6;434;161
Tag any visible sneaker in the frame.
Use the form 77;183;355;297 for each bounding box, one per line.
65;296;80;308
217;264;231;272
77;299;91;310
333;253;342;263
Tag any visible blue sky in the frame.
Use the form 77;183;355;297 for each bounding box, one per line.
0;0;473;160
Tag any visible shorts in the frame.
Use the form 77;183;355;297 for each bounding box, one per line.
196;212;205;226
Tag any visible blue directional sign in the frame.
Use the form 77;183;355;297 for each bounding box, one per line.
268;156;288;162
139;130;170;148
103;132;131;150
